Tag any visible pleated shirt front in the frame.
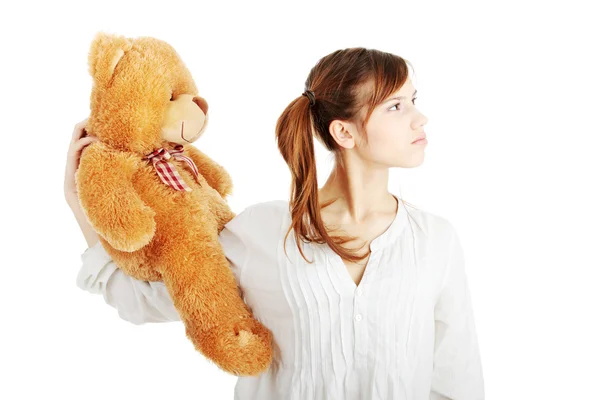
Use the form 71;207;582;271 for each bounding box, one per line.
224;200;484;400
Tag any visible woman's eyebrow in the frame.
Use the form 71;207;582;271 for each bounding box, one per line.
385;89;418;102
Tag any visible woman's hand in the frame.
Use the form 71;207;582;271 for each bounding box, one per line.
65;118;101;247
64;118;99;206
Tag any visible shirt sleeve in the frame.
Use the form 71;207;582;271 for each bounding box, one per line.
76;240;181;324
75;206;253;325
430;224;485;400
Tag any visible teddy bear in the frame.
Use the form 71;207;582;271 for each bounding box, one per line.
75;31;272;376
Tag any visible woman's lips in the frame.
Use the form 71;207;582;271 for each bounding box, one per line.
411;132;427;144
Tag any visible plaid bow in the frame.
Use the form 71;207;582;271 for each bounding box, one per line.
144;144;201;192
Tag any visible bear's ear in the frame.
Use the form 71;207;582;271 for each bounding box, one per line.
87;31;133;86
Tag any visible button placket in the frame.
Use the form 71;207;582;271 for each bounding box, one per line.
352;250;382;365
353;250;380;321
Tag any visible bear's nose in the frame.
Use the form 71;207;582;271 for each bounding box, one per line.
192;96;208;115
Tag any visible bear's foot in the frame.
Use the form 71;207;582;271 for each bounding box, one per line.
186;317;273;377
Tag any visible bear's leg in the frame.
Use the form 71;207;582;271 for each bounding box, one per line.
157;236;273;376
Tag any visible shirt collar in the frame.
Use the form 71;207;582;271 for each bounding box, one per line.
368;193;408;252
302;193;408;253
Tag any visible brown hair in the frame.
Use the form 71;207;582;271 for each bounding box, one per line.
275;47;415;264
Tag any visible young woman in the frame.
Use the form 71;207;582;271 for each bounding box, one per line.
65;48;484;400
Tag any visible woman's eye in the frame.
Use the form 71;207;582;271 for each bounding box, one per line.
390;98;417;111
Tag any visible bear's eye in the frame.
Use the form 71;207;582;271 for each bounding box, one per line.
170;93;174;101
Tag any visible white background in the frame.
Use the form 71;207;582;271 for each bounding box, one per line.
1;0;598;399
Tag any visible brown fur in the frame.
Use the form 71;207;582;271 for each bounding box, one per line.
75;32;272;376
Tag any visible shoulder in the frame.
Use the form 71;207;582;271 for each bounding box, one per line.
244;199;289;217
218;200;288;264
400;202;458;247
222;199;289;239
402;204;463;283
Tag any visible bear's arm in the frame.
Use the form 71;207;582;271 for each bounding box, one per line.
184;145;233;198
76;143;156;252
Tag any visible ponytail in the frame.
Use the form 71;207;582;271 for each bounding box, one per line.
275;91;367;264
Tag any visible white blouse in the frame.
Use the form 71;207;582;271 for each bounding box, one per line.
76;198;484;400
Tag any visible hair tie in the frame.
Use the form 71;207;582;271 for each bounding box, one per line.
302;90;316;107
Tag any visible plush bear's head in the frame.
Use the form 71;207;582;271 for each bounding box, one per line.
86;32;209;154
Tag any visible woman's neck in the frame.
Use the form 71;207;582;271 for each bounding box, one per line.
318;167;395;224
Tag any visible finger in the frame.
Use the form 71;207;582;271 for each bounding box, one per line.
74;136;98;151
71;118;89;141
71;125;86;141
70;138;97;157
79;135;98;143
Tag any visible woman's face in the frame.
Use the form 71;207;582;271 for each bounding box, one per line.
354;79;429;168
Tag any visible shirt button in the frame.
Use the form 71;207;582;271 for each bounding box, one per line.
355;314;363;322
356;287;363;296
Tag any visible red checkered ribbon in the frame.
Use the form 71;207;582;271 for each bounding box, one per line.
144;144;201;192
